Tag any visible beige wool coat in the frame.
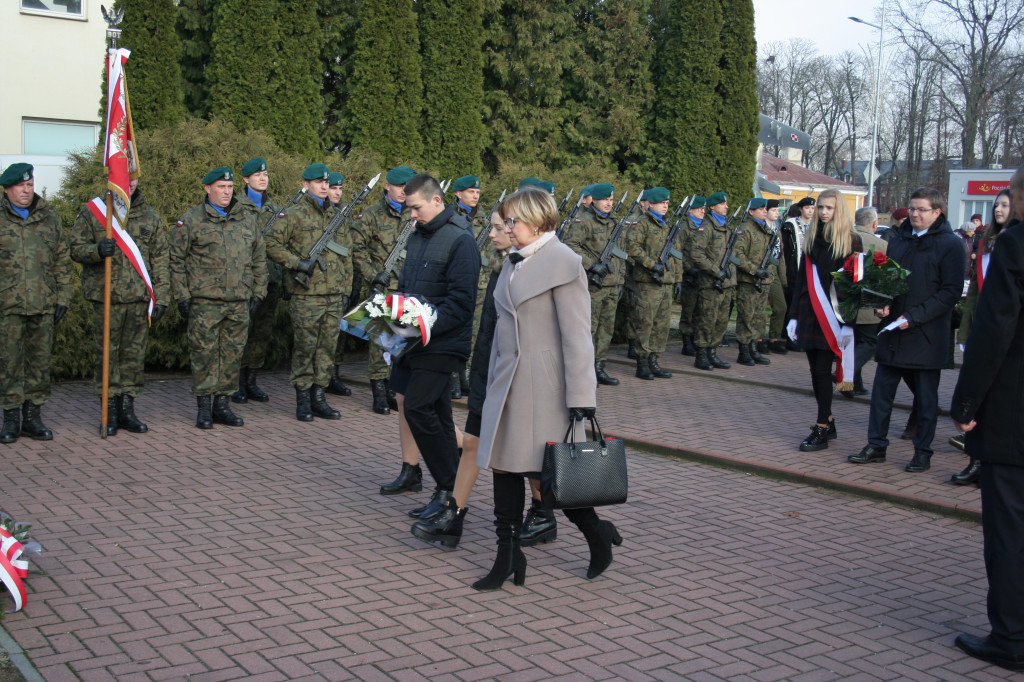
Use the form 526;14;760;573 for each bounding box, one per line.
477;238;597;473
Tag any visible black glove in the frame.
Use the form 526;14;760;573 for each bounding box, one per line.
342;295;350;312
569;407;597;421
150;304;167;323
651;262;666;278
717;268;731;281
674;282;683;299
248;297;262;316
372;271;391;291
589;262;610;279
97;238;117;258
755;267;770;280
296;259;315;275
178;299;191;319
53;304;67;325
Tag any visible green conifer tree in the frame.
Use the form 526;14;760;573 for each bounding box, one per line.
347;0;424;165
319;0;361;152
713;0;760;202
417;0;485;177
176;0;217;118
268;1;325;157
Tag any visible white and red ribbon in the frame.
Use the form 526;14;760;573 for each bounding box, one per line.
385;294;433;346
88;197;156;318
850;253;866;283
0;528;28;613
978;250;990;292
806;256;855;389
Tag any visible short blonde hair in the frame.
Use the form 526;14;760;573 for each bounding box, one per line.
500;186;559;233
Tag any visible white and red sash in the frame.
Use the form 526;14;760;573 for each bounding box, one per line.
806;255;855;389
87;197;156;317
978;239;990;292
0;527;28;613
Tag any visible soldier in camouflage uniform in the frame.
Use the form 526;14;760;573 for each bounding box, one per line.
764;200;789;354
0;163;72;443
170;167;268;429
625;187;674;380
452;174;486;398
350;166;416;415
70;179;170;436
690;192;736;371
732;198;774;367
563;183;623;386
265;164;353;422
324;171;354;398
676;196;706;356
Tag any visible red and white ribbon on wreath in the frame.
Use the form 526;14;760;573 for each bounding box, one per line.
88;197;157;318
849;252;866;283
385;294;433;346
806;255;855;390
0;528;28;613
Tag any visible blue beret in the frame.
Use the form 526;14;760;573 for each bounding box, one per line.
202;167;234;184
242;158;267;177
0;163;33;187
386;166;417;185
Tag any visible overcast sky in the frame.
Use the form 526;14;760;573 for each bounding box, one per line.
753;0;885;57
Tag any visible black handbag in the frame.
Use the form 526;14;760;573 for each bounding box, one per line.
541;415;628;510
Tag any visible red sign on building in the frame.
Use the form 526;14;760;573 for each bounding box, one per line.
967;180;1011;195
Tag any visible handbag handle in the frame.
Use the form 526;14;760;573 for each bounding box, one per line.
563;414;606;445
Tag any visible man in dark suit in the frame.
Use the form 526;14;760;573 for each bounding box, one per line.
949;165;1024;672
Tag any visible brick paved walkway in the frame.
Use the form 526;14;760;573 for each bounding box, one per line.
0;344;1008;681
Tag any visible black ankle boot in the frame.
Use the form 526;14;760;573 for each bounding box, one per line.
196;395;213;429
117;395;148;433
231;369;249;404
520;501;557;547
749;342;770;365
295;387;314;422
648;354;672;378
370;379;391;415
0;408;20;444
381;463;423;495
681;335;697;356
737;343;756;366
596;362;619;386
569;513;622;580
245;370;269;402
472;522;526;591
708;348;731;369
310;385;341;419
213;395;244;426
799;424;829;451
326;364;352;396
635;356;654;380
104;396;119;436
413;489;453;522
411;497;467;548
694;347;714;370
951;457;981;485
627;339;638;360
21;402;52;440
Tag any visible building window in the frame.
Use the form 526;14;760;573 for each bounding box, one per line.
20;0;85;19
23;120;98;157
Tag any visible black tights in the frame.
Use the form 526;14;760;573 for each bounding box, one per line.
492;471;598;530
806;348;835;425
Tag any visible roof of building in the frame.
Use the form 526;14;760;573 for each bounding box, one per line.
760;154;861;190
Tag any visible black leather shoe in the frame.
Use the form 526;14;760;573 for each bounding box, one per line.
905;451;931;472
949;433;966;451
408;488;438;518
520;502;557;547
648;355;672;378
951;457;981;485
596;362;619;386
0;408;20;444
955;633;1024;672
635;357;654;380
310;385;341;419
849;445;887;463
117;395;148;433
380;463;423;495
694;347;714;371
410;489;453;521
799;425;829;452
411;497;467;549
212;395;244;426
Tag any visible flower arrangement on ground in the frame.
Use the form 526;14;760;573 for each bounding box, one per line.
832;248;910;323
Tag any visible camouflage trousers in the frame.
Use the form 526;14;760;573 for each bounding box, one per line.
91;301;148;397
0;312;53;409
187;300;248;396
695;287;732;348
590;284;620;363
240;283;281;370
677;283;700;336
290;293;346;389
630;282;672;356
768;274;787;339
622;279;638;340
735;282;770;344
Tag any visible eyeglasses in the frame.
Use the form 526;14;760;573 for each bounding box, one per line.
907;207;937;214
503;217;523;231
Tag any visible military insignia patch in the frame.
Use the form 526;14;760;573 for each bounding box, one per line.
22;172;29;181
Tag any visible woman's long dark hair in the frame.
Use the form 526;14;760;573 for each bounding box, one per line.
979;189;1012;257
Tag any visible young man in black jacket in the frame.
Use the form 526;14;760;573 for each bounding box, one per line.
392;174;480;524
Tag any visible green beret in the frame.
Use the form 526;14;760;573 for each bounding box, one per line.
518;176;541;189
580;185;593;198
748;197;768;210
452;175;480;192
242;158;267;177
590;183;614;201
0;163;33;187
537;181;556;195
689;196;707;209
328;172;344;187
202;167;234;185
302;163;330;181
707;191;727;206
386;166;417;185
644;187;670;203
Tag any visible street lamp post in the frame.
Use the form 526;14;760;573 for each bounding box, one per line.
849;0;885;208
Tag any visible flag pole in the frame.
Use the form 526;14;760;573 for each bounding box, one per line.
100;12;122;439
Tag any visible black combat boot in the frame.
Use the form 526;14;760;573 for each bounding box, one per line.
196;396;213;429
471;521;526;591
459;366;471;394
648;354;672;378
681;335;697;356
103;396;119;436
212;395;244;426
448;371;462;399
245;370;269;402
596;362;619;386
1;408;21;444
635;356;654;380
380;462;423;495
737;343;756;366
749;342;770;365
230;370;249;404
295;387;314;422
117;395;148;433
757;339;770;355
708;348;731;369
326;364;352;396
768;339;789;354
21;402;52;440
564;508;622;580
370;380;391;415
411;497;467;549
951;457;981;485
694;347;714;371
520;500;557;547
627;339;638;360
310;385;341;419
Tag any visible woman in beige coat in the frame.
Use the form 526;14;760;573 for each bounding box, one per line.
473;186;622;591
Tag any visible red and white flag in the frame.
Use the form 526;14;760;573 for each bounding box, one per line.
87;198;156;317
0;528;28;613
104;47;140;229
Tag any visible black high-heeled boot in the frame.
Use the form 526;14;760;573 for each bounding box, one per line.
565;508;623;579
471;521;526;591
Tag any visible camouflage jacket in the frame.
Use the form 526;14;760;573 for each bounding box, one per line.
264;192;352;296
70;191;171;305
676;214;704;280
625;210;671;285
237;190;284;286
350;194;411;281
733;216;774;286
454;202;494;291
563;205;625;287
169;197;268;303
0;193;72;314
689;213;737;290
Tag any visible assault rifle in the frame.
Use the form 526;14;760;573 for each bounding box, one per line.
555;196;585;240
651;196;692;283
293;173;381;290
476;189;508;252
712;204;748;292
754;229;780;293
556;187;574;214
376;218;417;292
587;192;643;287
260;188;306;236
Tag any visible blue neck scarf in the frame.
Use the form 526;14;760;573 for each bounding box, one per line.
711;212;727;226
10;204;29;220
691;215;703;228
753;217;766;226
312;195;325;208
457;200;473;215
208;201;228;217
649;209;665;227
595;208;609;218
386;195;403;213
246;187;263;209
